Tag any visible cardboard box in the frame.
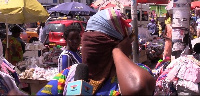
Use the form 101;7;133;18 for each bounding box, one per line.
66;80;93;95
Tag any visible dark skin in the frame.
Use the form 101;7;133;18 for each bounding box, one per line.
112;37;156;95
66;31;81;52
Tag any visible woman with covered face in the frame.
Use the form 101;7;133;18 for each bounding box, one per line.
37;9;155;95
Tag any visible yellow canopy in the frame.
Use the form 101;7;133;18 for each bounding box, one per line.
0;0;49;24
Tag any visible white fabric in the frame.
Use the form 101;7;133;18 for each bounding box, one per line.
196;18;200;28
63;64;78;95
39;27;45;43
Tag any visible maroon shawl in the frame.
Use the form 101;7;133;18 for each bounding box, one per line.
81;31;119;93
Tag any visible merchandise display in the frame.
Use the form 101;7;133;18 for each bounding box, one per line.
154;55;200;95
19;67;58;81
139;36;164;62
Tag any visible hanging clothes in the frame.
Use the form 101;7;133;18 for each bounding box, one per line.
154;55;200;95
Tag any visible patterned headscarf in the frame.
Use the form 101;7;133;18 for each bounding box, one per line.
86;9;132;40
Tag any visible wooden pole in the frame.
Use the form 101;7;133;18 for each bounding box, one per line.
131;0;139;63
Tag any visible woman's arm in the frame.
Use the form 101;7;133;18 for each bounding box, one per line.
112;46;155;95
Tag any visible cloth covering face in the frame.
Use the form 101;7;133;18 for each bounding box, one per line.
81;32;119;94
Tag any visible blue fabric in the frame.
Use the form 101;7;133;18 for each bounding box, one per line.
36;80;59;96
86;9;123;40
58;50;82;72
147;22;157;34
96;77;119;95
61;55;68;71
11;72;20;86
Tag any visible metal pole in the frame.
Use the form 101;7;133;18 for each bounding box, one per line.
131;0;139;63
171;0;191;59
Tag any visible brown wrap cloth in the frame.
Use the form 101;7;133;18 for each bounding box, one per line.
81;31;120;94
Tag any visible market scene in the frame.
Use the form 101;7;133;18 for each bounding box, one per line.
1;0;200;95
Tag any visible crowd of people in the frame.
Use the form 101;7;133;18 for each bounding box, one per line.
1;6;200;95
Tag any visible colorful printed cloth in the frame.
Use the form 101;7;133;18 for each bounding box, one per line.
37;63;153;95
58;50;82;72
2;36;23;65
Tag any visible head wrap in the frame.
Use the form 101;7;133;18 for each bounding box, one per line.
82;9;133;94
86;9;132;40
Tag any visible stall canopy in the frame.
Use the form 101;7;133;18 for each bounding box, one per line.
138;0;168;4
91;0;169;9
48;2;96;16
191;1;200;9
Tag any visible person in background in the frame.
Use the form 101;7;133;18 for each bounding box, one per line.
38;22;50;56
2;26;23;66
57;25;82;72
37;9;155;95
38;22;45;43
35;22;41;35
147;19;158;36
163;11;172;59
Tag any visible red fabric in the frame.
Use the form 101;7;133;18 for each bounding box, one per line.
137;0;168;4
191;1;200;9
91;3;99;9
100;3;116;10
137;0;148;3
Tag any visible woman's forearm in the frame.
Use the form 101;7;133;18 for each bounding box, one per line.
112;48;155;95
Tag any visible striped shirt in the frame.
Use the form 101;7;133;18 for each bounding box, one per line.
58;50;82;72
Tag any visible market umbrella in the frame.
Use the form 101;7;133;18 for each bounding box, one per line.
0;0;49;24
48;2;96;16
0;0;49;60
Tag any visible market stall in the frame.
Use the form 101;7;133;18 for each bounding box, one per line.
138;27;165;64
15;42;61;94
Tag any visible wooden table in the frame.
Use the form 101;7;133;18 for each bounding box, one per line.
20;79;49;95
